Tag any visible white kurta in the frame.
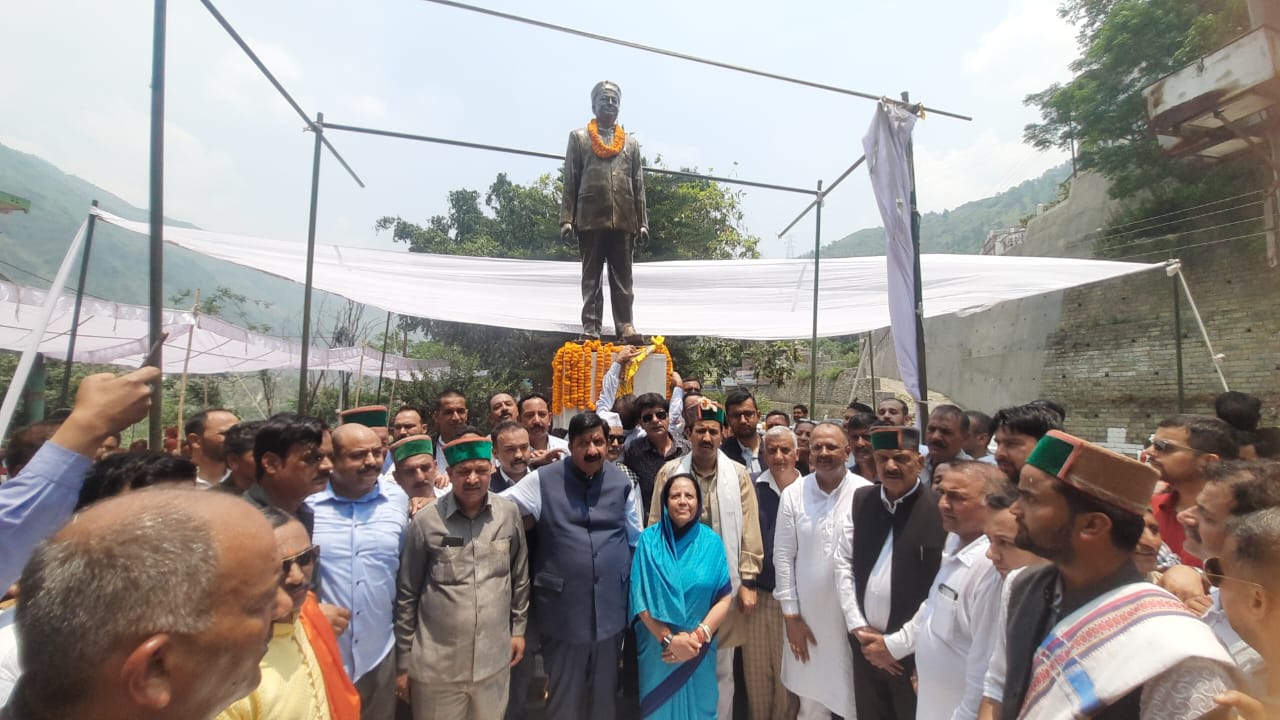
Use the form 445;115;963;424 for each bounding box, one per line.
773;471;870;719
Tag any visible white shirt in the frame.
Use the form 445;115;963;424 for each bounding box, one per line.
834;480;922;631
983;567;1024;702
884;533;1003;720
498;464;642;547
0;608;17;706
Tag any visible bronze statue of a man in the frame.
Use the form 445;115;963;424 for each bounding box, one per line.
561;81;648;344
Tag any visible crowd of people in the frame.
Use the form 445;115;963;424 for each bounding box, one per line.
0;350;1278;720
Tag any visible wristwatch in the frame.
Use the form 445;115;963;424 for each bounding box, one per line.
660;633;674;650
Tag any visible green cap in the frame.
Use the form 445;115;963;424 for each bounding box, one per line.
339;405;389;428
1025;431;1077;478
390;434;435;464
869;426;920;451
443;437;493;465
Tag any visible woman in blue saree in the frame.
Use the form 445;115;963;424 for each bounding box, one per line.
630;472;734;719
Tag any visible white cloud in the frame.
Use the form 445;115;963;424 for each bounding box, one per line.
963;0;1077;94
912;130;1068;213
202;42;304;124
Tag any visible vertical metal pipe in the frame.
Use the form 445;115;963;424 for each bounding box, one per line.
902;91;929;428
60;200;99;408
809;180;823;415
1173;272;1185;413
299;112;324;413
148;0;167;451
867;330;876;402
376;311;391;403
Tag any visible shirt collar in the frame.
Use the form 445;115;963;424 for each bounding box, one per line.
315;477;386;504
880;478;922;513
1153;488;1179;513
946;532;991;567
756;469;782;497
439;490;492;519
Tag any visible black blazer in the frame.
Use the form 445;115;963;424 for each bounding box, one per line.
720;435;761;469
850;482;946;636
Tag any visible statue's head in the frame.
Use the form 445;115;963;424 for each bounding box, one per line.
591;81;621;125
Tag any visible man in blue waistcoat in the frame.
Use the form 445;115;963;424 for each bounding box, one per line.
499;411;643;720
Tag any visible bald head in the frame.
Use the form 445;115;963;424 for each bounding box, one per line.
331;423;384;499
17;488;281;719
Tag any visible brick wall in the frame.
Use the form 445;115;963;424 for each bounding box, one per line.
1038;239;1279;445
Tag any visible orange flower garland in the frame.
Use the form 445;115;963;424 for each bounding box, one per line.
552;337;674;415
587;119;625;159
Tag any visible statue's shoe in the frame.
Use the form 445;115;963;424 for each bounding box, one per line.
618;324;645;345
578;328;601;343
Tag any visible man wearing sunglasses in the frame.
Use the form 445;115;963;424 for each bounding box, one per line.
1213;507;1280;718
1161;461;1280;690
622;392;686;522
1148;415;1238;568
991;430;1235;720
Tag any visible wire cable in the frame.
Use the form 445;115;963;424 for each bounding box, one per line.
1087;199;1265;243
0;259;54;286
1098;189;1263;234
1092;214;1265;253
416;0;972;121
1110;229;1268;261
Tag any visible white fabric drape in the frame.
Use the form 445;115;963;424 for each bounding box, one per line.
88;208;1164;341
863;102;922;400
0;280;441;377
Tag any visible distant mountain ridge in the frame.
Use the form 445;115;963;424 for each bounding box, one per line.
0;143;330;336
807;163;1071;258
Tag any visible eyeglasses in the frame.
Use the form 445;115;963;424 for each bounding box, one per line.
608;435;626;445
1146;435;1202;455
641;410;668;423
1204;557;1263;590
282;545;320;576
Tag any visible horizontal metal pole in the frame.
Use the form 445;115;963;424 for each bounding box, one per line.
319;121;819;195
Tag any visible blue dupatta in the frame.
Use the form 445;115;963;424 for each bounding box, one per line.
629;480;732;719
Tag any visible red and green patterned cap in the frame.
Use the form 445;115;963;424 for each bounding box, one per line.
1025;429;1157;516
339;405;388;428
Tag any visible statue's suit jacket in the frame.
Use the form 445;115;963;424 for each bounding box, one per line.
561;127;648;236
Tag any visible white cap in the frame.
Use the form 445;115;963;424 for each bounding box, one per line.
597;410;623;429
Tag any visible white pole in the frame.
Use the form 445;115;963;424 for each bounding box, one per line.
0;219;90;440
1174;265;1229;392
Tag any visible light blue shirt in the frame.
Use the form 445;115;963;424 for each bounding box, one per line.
0;441;92;590
307;477;409;681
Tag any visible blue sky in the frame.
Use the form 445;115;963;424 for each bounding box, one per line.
2;0;1076;258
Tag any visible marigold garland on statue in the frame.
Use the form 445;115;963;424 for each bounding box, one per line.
551;338;674;415
587;119;625;159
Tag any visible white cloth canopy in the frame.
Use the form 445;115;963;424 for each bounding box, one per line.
0;280;442;377
91;208;1166;340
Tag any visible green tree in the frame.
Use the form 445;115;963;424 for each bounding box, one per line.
1024;0;1265;254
